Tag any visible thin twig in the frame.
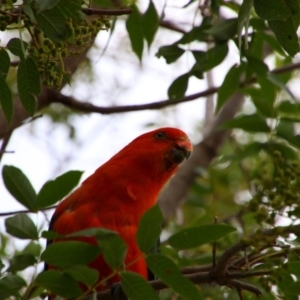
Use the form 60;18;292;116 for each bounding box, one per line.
0;205;57;217
230;280;262;297
0;132;12;162
213;216;218;267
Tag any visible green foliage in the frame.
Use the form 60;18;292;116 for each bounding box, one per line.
36;170;83;208
0;0;110;123
121;272;160;300
147;254;202;300
168;224;236;249
41;241;102;268
137;204;163;253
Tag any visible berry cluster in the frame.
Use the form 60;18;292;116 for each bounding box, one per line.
248;150;300;225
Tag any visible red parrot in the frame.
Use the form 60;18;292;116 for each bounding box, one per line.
47;127;192;292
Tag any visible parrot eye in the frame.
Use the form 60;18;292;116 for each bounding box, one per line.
155;131;166;140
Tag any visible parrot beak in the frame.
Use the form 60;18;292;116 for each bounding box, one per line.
177;139;193;160
169;139;193;164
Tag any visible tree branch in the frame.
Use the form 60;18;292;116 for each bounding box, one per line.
82;8;132;16
50;62;300;115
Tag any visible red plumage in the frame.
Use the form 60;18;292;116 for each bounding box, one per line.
49;127;192;291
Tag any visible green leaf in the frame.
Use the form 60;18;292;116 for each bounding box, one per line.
42;230;63;240
147;254;201;300
246;56;269;77
33;5;68;42
2;165;37;211
67;227;117;238
36;170;83;208
121;272;160;300
23;241;42;256
222;114;270;133
244;76;277;118
0;49;10;78
137;205;163;253
217;64;243;111
156;45;185;64
267;73;295;99
22;4;36;23
142;0;159;47
7;38;29;60
192;43;228;75
64;265;99;287
168;73;189;100
268;18;298;57
288;261;300;276
264;141;298;160
36;0;60;11
206;18;237;41
17;58;41;116
254;0;290;20
177;19;211;44
126;5;144;60
5;214;39;240
0;275;26;300
34;270;83;298
96;232;127;270
278;101;300;114
0;77;13;123
41;241;102;268
56;0;85;21
262;32;286;56
245;87;275;118
286;281;300;295
237;0;253;49
7;253;37;272
168;224;236;249
276;121;300;148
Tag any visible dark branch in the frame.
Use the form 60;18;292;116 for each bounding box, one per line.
54;62;300;115
82;8;132;16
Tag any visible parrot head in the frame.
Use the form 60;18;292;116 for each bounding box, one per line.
150;127;192;168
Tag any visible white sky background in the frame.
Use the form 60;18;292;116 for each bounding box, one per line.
0;0;242;243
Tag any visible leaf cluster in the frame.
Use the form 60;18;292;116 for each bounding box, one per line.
0;0;111;123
